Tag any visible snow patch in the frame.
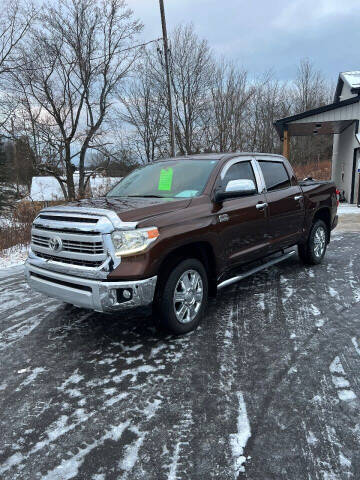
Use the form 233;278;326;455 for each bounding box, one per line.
309;304;321;316
143;398;162;419
57;371;84;390
331;376;350;388
281;286;294;304
19;367;45;387
338;204;360;215
329;356;345;375
42;421;130;480
351;337;360;356
337;390;357;402
112;364;164;384
0;452;24;475
0;245;28;269
339;452;351;469
104;392;129;407
330;356;357;402
229;392;251;476
306;430;318;445
328;287;339;299
168;442;180;480
118;426;145;473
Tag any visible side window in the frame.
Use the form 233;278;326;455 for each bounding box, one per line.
223;161;257;190
259;161;290;191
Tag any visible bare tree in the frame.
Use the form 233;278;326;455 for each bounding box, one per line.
203;60;254;152
117;49;168;163
293;58;330;111
9;0;142;200
290;59;333;166
169;25;213;155
246;72;289;153
0;0;35;75
0;1;36;131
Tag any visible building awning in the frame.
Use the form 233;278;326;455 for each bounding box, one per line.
274;95;360;139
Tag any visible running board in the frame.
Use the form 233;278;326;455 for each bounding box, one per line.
217;250;296;290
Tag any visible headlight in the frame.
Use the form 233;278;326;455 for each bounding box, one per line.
111;227;159;257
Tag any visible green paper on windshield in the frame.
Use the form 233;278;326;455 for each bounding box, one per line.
158;168;173;191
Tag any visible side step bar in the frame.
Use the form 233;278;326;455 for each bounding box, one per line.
217;250;296;290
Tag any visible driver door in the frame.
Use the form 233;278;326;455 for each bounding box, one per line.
214;157;269;268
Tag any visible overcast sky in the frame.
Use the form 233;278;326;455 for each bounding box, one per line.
128;0;360;83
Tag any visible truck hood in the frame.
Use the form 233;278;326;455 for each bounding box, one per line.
69;196;191;222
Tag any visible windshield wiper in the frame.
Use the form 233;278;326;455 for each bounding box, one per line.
127;194;165;198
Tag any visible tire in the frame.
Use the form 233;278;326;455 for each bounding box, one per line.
154;258;208;334
298;219;328;265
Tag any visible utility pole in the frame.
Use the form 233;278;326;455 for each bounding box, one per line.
159;0;176;157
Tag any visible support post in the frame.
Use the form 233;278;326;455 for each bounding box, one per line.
282;128;290;159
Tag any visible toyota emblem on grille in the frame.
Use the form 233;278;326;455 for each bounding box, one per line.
49;236;62;252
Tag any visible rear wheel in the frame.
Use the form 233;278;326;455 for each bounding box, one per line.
298;219;328;265
154;258;208;334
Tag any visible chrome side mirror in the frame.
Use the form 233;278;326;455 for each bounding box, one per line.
225;179;256;194
215;179;257;202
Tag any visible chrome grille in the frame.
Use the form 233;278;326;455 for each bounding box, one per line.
32;234;104;254
31;212;107;269
34;252;103;268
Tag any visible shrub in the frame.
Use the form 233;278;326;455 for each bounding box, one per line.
293;160;331;181
0;200;63;252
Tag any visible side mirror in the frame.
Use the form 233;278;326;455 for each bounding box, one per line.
214;179;257;202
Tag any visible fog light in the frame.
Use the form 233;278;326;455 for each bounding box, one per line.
123;289;131;299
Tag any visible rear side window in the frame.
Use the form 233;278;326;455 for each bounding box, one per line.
259;161;290;191
223;161;257;190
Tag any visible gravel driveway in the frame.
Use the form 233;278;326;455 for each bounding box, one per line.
1;231;360;479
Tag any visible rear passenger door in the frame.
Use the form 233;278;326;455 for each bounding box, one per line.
258;159;304;252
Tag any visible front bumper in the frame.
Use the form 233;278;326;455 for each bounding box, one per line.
25;261;157;313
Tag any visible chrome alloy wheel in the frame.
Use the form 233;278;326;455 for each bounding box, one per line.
173;269;204;324
313;226;326;257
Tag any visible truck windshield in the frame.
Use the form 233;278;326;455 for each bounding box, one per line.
107;159;218;199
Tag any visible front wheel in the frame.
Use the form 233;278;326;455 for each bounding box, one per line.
298;219;328;265
154;258;208;334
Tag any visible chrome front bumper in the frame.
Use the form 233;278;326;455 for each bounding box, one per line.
25;261;157;313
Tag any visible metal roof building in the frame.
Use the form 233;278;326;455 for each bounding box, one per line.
275;71;360;204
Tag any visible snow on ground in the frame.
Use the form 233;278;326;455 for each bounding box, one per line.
338;203;360;215
0;245;28;269
230;392;251;476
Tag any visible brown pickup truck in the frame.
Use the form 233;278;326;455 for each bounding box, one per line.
25;153;338;334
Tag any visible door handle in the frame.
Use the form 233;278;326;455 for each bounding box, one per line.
294;195;303;201
256;202;268;210
218;213;229;223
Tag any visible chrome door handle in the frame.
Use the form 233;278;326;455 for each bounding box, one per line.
218;213;229;223
294;195;303;201
256;202;268;210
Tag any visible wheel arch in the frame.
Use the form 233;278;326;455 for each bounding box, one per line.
156;241;218;298
312;207;331;242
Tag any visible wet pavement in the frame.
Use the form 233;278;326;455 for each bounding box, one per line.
1;232;360;479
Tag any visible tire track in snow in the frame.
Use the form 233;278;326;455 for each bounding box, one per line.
0;304;193;479
216;287;254;478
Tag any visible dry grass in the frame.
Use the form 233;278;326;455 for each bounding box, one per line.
292;160;331;181
0;201;60;252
